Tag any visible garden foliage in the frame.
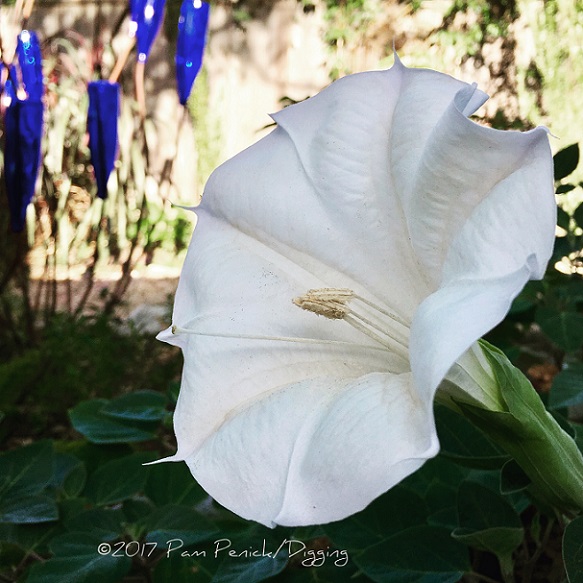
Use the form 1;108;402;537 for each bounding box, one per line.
0;145;581;582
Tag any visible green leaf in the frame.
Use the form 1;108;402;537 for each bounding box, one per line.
435;405;508;469
26;532;131;583
564;516;583;583
102;390;167;422
0;441;54;499
401;457;467;519
452;481;523;556
122;497;156;524
266;563;358;583
153;554;215;583
0;494;58;524
499;459;531;494
65;508;125;540
550;364;583;410
574;202;583;230
145;461;208;507
554;143;580;181
205;526;296;583
69;399;158;444
536;310;583;352
324;487;427;552
211;551;288;583
84;452;152;506
52;454;87;498
556;184;576;194
0;521;61;553
355;526;469;583
144;505;219;547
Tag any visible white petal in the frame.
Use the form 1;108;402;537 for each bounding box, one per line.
182;372;437;527
409;98;555;401
165;213;408;463
411;267;531;403
402;88;551;284
202;65;436;322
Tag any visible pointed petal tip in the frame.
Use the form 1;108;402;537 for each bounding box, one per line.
156;325;174;343
143;453;184;466
392;48;404;70
157;324;189;350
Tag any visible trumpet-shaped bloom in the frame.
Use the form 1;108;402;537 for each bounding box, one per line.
175;0;210;106
158;59;556;527
87;80;120;199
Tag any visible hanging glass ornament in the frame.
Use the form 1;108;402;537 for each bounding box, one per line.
133;0;167;63
176;0;210;106
2;31;44;233
16;30;43;101
87;80;120;199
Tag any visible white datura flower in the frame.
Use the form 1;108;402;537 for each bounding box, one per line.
157;57;556;528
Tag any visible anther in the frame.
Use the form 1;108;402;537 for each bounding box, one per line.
292;288;354;320
293;287;409;358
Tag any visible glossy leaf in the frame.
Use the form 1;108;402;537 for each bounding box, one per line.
0;494;58;524
176;0;210;105
87;80;120;199
102;390;167;422
69;398;158;443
